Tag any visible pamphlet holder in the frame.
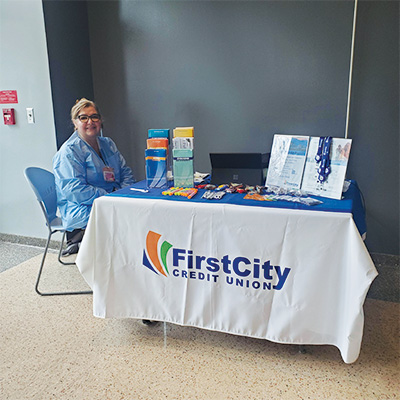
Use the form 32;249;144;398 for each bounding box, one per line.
145;148;168;189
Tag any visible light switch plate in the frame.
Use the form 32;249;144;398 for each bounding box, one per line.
26;108;35;124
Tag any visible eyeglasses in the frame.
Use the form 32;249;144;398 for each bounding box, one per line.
77;114;101;123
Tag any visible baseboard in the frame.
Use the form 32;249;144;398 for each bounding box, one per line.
0;233;62;251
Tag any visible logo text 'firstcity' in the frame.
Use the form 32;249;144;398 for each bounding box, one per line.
143;231;291;291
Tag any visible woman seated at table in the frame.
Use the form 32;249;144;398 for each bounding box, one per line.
53;98;135;256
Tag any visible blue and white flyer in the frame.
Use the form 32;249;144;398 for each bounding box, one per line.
266;134;310;189
301;137;352;199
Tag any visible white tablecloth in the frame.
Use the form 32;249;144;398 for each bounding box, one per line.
76;195;377;363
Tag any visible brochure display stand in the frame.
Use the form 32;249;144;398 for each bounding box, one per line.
266;134;352;200
145;129;170;189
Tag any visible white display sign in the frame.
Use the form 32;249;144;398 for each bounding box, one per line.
301;137;352;200
266;135;309;189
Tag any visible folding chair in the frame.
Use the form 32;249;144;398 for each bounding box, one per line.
24;167;92;296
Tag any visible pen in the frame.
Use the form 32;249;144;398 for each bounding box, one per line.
130;188;149;193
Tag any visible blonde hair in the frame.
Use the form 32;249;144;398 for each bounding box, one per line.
71;98;100;121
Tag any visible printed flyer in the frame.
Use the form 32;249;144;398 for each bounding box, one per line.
265;134;309;189
301;137;352;199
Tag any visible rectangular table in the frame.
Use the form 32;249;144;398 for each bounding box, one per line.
76;181;377;363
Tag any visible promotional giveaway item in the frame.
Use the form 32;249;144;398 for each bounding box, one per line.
202;190;226;200
266;135;309;190
162;187;198;199
316;136;332;182
301;137;352;200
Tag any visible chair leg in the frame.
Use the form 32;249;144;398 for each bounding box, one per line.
35;231;92;296
58;231;75;266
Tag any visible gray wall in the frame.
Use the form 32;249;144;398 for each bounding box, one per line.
348;1;399;255
42;0;94;149
1;0;397;254
88;0;354;174
87;1;398;255
0;0;58;240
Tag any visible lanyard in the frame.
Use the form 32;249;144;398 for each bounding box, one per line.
80;135;116;184
315;137;324;162
316;136;332;182
97;147;107;166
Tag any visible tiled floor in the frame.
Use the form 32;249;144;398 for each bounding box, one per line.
0;241;45;273
0;240;399;399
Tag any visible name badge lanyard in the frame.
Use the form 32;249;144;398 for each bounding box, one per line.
97;144;116;184
315;137;325;163
316;136;332;182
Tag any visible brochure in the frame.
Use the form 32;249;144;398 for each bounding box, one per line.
145;148;167;188
173;149;194;187
265;134;310;189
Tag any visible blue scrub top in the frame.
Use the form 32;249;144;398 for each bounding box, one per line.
53;131;135;231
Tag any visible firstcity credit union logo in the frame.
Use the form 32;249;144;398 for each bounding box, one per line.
142;230;292;291
142;231;173;277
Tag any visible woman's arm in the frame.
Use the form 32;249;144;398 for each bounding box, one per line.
103;138;135;188
54;147;108;206
118;151;135;187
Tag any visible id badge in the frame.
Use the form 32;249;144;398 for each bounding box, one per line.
103;166;115;182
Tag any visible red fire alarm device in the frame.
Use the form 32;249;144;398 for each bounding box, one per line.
3;108;16;125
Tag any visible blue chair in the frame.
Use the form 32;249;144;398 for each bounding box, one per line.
24;167;92;296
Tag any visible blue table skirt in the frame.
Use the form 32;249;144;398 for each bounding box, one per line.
109;180;366;236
